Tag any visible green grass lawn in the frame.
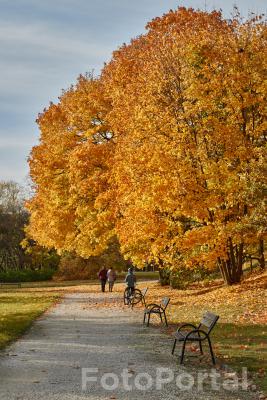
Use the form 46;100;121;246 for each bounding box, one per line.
1;271;159;289
212;322;267;392
0;291;61;350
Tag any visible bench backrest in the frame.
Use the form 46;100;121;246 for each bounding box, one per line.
142;287;148;297
161;297;170;310
199;311;219;334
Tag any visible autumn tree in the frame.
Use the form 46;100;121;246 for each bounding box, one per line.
27;8;266;285
27;75;116;258
103;8;267;284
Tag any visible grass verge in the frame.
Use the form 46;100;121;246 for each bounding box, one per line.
212;322;266;392
0;290;61;350
1;271;159;289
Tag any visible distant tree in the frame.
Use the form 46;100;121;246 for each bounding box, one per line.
0;181;59;273
0;181;28;270
55;236;127;280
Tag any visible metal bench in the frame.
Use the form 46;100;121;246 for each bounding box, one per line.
143;296;170;327
171;311;219;364
0;282;22;288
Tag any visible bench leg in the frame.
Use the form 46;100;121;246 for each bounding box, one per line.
207;337;216;365
159;313;163;323
163;311;168;327
171;339;177;355
199;339;203;355
180;341;186;364
143;313;146;324
147;313;151;327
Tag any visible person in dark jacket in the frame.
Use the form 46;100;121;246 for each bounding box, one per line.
125;267;136;296
98;267;107;292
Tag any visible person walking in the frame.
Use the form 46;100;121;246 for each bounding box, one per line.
107;267;117;292
98;266;107;292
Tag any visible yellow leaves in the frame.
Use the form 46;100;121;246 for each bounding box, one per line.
108;10;266;269
26;76;115;257
26;7;266;274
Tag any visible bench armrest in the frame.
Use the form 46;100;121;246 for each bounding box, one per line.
185;329;209;341
146;303;160;309
145;305;165;314
177;323;197;332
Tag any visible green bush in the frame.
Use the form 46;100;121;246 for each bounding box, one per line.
170;267;220;289
0;269;55;283
159;268;171;286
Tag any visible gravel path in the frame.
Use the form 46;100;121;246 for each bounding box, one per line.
0;293;257;400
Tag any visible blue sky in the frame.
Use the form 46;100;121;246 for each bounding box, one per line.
0;0;266;184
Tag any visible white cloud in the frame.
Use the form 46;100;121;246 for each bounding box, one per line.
0;134;35;149
0;20;113;59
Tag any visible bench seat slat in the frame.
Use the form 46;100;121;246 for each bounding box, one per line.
144;308;161;314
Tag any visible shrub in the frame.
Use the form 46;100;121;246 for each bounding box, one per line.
170;267;220;289
0;269;55;283
159;268;171;286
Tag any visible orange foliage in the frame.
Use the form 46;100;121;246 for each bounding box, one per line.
27;75;115;257
103;8;267;277
27;8;266;283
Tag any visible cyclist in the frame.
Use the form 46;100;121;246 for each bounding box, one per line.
125;267;136;301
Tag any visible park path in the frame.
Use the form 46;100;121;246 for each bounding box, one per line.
0;293;257;400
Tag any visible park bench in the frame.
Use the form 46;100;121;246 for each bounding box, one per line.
171;311;219;365
130;287;148;308
0;282;22;288
143;296;170;327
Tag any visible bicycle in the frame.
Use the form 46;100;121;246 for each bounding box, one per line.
123;286;148;307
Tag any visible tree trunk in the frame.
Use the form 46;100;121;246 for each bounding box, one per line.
158;259;170;286
259;239;265;269
218;240;244;285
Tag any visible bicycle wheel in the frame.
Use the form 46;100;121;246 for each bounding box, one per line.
123;287;131;305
